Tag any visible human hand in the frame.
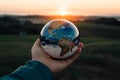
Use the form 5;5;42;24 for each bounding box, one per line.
31;39;84;73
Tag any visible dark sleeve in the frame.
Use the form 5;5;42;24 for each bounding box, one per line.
0;60;53;80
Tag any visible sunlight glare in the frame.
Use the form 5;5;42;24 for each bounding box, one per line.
59;7;68;16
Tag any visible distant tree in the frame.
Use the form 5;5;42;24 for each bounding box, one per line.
0;16;45;34
23;20;44;34
94;17;120;26
0;16;19;23
0;16;21;34
84;17;120;26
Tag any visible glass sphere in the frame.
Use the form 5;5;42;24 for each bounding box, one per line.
40;19;80;59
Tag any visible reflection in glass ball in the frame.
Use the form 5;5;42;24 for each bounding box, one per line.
40;19;80;59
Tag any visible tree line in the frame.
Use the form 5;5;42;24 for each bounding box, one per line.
0;16;119;35
0;16;44;34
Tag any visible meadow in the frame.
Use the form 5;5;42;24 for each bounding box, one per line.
0;22;120;80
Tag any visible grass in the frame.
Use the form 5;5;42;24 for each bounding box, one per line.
0;35;120;80
0;35;39;76
0;21;120;79
76;22;120;38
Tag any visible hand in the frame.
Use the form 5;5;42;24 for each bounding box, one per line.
31;39;84;73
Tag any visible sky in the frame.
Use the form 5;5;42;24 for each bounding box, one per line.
0;0;120;16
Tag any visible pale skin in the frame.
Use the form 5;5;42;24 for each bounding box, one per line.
31;39;84;73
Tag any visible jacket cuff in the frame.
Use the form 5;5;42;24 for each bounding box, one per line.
10;60;53;80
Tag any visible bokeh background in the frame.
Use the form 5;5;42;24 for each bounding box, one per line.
0;0;120;80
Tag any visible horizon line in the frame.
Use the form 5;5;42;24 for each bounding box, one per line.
0;13;120;17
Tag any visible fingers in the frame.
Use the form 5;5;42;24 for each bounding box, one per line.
78;42;84;48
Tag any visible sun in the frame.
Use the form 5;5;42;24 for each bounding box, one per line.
60;10;67;16
59;7;68;16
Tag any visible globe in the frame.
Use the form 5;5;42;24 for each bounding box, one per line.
40;19;80;59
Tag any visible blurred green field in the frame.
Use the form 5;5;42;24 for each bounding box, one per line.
0;35;38;76
0;35;120;80
75;22;120;38
0;21;120;80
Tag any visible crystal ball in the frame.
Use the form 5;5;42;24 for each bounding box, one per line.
40;19;80;59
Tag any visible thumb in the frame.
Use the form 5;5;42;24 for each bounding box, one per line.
33;39;40;47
